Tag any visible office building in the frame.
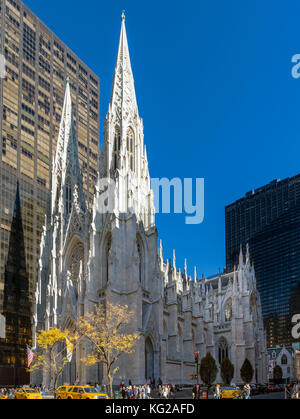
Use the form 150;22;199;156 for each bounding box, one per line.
0;0;100;384
226;175;300;347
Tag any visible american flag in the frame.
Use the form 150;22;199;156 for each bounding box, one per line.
27;346;34;368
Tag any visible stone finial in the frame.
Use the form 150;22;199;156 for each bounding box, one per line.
246;243;250;265
184;258;187;275
239;245;244;267
159;240;163;259
173;249;176;269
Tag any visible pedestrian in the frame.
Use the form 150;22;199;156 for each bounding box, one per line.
292;383;299;399
244;384;251;400
215;384;221;400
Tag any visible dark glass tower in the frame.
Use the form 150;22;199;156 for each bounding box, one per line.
0;182;32;386
225;175;300;348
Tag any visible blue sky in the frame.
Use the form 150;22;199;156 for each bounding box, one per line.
25;0;300;277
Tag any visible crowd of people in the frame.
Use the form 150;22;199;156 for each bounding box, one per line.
118;379;176;399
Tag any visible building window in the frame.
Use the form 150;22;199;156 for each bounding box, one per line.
105;236;112;284
218;337;229;364
137;236;145;287
66;178;72;215
113;129;121;170
281;354;288;365
127;129;135;172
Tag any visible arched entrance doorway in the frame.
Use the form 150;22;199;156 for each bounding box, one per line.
145;338;154;381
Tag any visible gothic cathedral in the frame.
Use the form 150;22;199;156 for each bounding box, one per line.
34;15;267;386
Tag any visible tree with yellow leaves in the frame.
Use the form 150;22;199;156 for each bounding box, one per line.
30;328;77;394
77;302;140;397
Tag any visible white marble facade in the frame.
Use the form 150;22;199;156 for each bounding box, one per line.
34;14;268;387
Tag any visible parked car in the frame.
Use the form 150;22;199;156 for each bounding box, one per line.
221;387;243;399
56;386;73;400
66;386;109;400
250;384;258;396
15;388;43;400
257;384;268;394
267;384;276;393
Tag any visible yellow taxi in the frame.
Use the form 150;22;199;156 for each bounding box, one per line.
221;386;243;399
0;394;8;399
66;386;109;400
56;386;73;400
15;388;43;400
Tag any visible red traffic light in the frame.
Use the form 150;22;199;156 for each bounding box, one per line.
195;354;199;363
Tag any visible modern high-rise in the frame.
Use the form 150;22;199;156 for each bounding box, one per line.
0;0;100;383
0;183;32;385
225;175;300;348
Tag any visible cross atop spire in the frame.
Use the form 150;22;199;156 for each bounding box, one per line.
121;10;125;21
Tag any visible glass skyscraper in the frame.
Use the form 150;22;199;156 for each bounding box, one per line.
226;175;300;348
0;0;100;384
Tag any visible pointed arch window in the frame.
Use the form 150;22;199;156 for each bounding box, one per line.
66;178;72;215
218;337;229;364
137;239;142;284
105;235;112;284
127;129;135;172
177;324;183;355
113;129;121;170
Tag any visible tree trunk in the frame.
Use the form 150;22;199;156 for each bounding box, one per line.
54;375;58;400
108;373;113;399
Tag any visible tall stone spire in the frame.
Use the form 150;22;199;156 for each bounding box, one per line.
99;13;155;229
109;11;138;122
51;78;86;218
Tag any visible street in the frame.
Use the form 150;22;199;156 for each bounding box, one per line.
252;392;285;400
172;390;287;400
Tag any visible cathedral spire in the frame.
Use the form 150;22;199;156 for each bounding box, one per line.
51;77;86;217
109;11;138;119
100;14;155;229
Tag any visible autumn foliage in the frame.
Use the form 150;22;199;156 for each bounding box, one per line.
30;327;77;392
77;302;140;396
